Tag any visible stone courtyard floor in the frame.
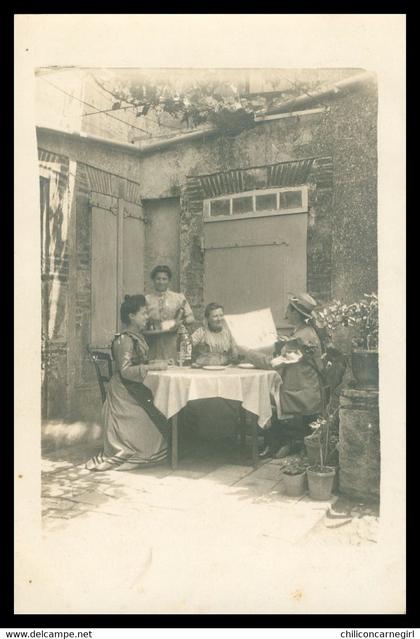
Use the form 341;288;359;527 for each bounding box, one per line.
36;438;380;614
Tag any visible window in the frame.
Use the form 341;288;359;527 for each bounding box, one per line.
280;190;303;209
232;196;253;215
255;192;277;211
210;199;230;217
204;186;308;222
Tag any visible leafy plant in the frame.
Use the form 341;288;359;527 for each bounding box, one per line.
91;71;327;133
307;410;339;468
314;293;378;351
283;463;306;476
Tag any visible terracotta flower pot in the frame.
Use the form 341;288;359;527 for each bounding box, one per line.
283;470;306;497
351;349;379;389
307;466;336;501
304;435;322;465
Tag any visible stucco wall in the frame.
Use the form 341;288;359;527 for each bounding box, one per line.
136;82;377;307
37;129;142;183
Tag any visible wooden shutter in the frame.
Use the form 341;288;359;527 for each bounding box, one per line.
204;213;307;328
91;203;118;347
90;192;145;346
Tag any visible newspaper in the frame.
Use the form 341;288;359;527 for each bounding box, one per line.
224;308;278;352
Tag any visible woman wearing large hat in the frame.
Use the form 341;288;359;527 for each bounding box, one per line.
279;293;323;415
239;292;323;458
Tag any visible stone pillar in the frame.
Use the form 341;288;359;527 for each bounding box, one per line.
339;388;380;500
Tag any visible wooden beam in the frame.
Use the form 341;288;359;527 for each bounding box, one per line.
254;107;328;122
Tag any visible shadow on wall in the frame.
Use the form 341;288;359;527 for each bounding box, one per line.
42;420;103;452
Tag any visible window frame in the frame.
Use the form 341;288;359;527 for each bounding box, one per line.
203;185;308;222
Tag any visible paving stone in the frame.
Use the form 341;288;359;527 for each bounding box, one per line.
230;475;279;499
45;508;86;520
252;481;308;508
171;469;212;479
94;484;127;499
65;491;111;507
249;463;284;481
203;464;254;485
41;460;74;474
121;465;173;479
42;497;77;511
42;486;67;498
170;460;221;477
259;498;337;543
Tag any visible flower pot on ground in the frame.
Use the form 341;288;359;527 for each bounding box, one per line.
307;465;336;500
306;414;338;500
351;349;378;389
282;464;307;497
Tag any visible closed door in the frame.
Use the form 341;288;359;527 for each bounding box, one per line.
204;213;307;329
91;196;145;346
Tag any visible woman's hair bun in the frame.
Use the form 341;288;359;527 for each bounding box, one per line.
120;294;146;324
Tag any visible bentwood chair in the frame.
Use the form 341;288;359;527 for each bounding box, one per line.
86;345;113;404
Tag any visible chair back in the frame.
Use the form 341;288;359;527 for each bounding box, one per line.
86;345;113;404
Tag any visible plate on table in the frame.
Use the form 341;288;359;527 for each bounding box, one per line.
202;365;227;371
237;362;255;369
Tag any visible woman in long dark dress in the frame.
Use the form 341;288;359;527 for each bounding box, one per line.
86;295;169;471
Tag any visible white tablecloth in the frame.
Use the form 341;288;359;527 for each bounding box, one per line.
143;367;282;428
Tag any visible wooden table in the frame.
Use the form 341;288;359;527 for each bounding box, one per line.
143;366;282;470
169;404;260;470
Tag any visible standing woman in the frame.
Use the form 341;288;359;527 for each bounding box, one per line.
86;295;169;471
145;265;195;361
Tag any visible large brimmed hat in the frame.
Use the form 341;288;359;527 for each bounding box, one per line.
288;292;317;319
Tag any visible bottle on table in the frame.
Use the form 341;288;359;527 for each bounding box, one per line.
176;324;192;367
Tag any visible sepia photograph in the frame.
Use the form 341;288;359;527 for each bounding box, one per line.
14;14;406;616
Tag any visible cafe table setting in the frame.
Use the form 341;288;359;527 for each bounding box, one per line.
143;362;283;469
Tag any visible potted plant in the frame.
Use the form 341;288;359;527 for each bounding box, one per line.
306;412;338;501
304;416;324;465
282;462;307;497
314;293;378;389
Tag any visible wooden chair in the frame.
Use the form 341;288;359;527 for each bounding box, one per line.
86;345;113;404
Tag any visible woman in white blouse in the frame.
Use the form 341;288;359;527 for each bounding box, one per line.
145;264;194;361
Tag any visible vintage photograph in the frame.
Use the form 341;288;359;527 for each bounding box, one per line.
37;65;380;603
14;14;405;616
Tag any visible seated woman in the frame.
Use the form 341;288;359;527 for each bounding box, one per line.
191;302;239;366
183;303;240;444
86;294;169;471
239;293;323;458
